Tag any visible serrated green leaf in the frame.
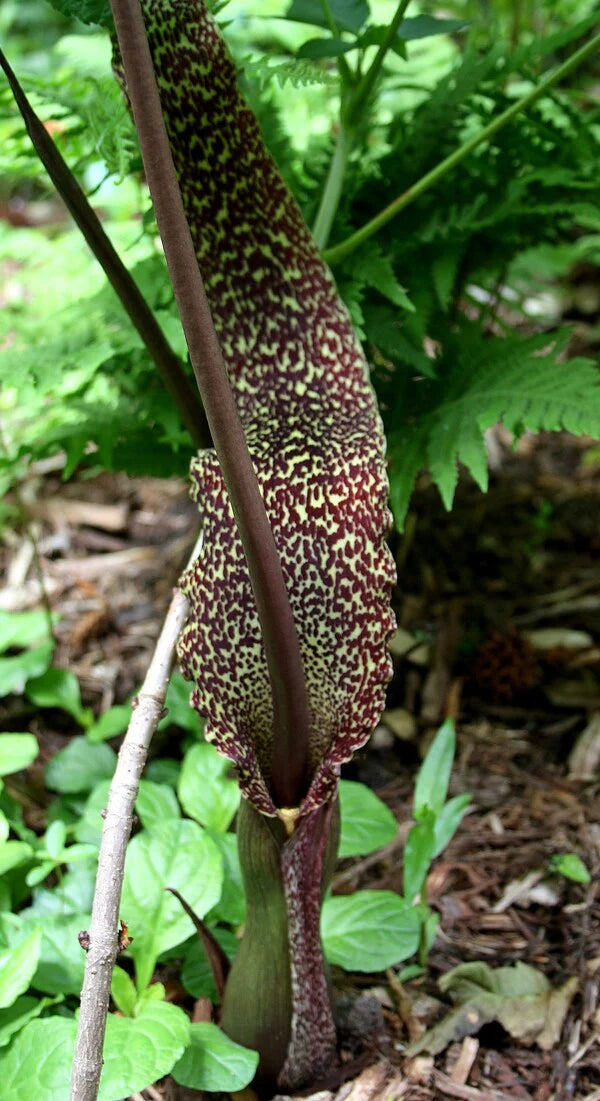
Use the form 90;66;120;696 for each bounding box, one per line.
321;891;421;971
0;928;42;1010
26;669;92;728
338;780;397;858
178;743;240;833
45;739;116;795
414;719;456;818
172;1021;258;1091
0;736;38;778
121;820;223;990
135;780;180;831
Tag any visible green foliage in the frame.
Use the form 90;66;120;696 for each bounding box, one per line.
338;778;397;857
321;890;422;971
172;1021;259;1091
549;852;591;884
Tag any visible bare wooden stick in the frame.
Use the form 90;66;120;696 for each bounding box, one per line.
69;533;203;1101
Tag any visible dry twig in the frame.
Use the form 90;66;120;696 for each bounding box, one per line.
69;532;203;1101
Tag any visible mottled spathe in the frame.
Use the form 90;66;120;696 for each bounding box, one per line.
119;0;396;816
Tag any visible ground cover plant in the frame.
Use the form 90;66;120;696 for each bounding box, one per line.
0;0;599;1098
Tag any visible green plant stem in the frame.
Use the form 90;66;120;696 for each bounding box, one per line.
345;0;412;125
109;0;310;812
0;48;210;452
417;886;428;969
324;28;600;266
312;124;351;248
320;0;353;85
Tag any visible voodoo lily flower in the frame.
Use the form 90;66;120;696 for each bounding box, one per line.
117;0;396;1088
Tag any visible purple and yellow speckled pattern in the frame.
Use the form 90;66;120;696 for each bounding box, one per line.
130;0;396;815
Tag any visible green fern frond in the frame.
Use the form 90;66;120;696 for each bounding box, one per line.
239;54;336;90
388;326;600;528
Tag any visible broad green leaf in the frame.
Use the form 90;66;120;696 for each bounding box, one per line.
0;736;38;778
0;1002;189;1101
121;820;223;990
158;671;204;736
45;739;116;795
0;611;52;653
0;814;8;847
135;780;180;831
338;780;397;858
178;743;240;832
181;928;238;1003
145;758;180;787
321;891;421;971
73;780;111;844
26;669;92;728
285;0;369;33
99;1001;190;1100
24;913;89;995
414;719;455;818
0;928;42;1009
298;37;356;59
28;864;95;917
432;793;471;859
403;816;436;902
0;995;60;1049
110;967;138;1017
0;842;33;877
172;1022;258;1092
134;981;166;1014
86;704;131;744
205;831;246;926
44;821;67;862
0;1017;77;1099
0;643;54;698
399;15;469;40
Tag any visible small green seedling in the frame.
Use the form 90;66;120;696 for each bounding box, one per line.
403;719;471;966
549;852;591;884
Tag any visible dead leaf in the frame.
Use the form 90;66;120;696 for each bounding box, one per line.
407;962;578;1057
